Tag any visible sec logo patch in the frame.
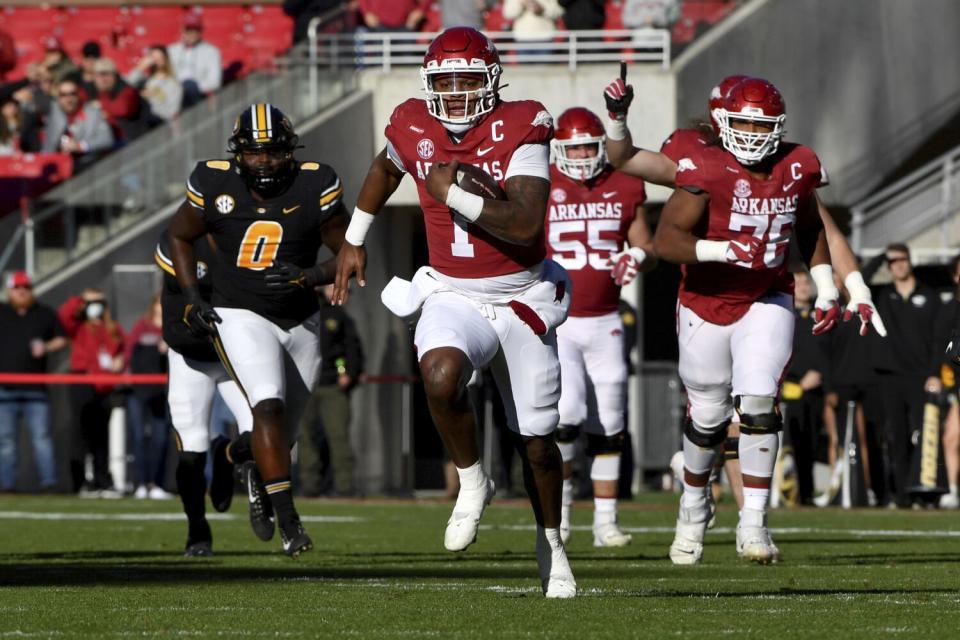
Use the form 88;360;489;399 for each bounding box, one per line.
733;179;751;198
417;139;435;160
551;188;567;203
215;194;236;214
196;261;208;280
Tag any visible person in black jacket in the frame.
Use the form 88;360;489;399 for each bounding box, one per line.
870;243;942;507
934;255;960;508
297;284;364;496
283;0;347;47
559;0;606;29
781;271;826;505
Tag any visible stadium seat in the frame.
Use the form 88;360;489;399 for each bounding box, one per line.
484;4;511;33
421;2;442;33
0;153;74;216
603;0;625;30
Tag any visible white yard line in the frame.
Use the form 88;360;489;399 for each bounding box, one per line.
0;511;361;523
482;524;960;538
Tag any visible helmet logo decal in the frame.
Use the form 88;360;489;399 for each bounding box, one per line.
417;139;435;160
733;179;752;199
215;194;236;214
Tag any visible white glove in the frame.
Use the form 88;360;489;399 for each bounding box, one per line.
608;247;647;286
810;264;841;335
842;271;887;337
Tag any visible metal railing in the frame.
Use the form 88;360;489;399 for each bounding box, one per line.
0;66;356;281
850;145;960;254
300;28;671;78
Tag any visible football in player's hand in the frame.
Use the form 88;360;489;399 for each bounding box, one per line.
456;163;506;200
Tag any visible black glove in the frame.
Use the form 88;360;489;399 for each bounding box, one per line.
263;261;322;294
947;330;960;366
182;285;221;339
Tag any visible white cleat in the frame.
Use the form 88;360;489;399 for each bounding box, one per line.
939;492;959;509
592;520;632;547
536;527;577;598
443;476;495;552
736;508;778;564
669;503;709;565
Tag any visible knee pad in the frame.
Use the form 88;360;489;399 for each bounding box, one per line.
585;431;625;457
735;396;782;435
723;436;740;461
683;417;728;448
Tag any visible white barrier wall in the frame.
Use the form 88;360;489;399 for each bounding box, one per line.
360;63;677;203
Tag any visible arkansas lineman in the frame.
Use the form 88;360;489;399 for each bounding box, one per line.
333;27;576;597
651;78;841;565
546;107;655;546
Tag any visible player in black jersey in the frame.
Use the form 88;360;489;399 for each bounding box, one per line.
166;103;349;557
156;233;256;556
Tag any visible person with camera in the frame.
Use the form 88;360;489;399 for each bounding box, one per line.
59;288;126;496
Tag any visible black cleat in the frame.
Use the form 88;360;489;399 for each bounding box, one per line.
210;436;234;513
184;539;213;557
280;519;313;558
240;460;275;541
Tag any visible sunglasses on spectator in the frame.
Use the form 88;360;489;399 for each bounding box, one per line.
886;256;908;264
58;90;79;97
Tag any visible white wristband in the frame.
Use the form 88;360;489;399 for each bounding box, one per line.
844;271;872;301
604;115;628;141
445;184;484;222
810;263;839;300
626;246;647;264
694;240;730;263
344;207;375;246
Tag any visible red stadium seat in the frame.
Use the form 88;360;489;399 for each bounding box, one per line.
603;0;625;30
421;2;442;33
0;153;74;216
484;4;511;32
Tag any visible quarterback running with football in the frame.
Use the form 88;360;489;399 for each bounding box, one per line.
649;77;840;565
545;106;655;546
167;103;349;557
333;27;576;597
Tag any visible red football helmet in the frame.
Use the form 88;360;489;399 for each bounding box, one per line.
716;77;786;165
551;107;606;181
420;27;502;132
708;74;749;133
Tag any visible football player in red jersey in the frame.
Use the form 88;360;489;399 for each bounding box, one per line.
544;107;655;547
604;69;886;338
332;27;576;598
648;78;840;565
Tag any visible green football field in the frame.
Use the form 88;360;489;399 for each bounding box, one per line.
1;493;958;639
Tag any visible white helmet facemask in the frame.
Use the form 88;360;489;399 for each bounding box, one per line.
551;135;606;181
421;62;501;133
717;108;785;165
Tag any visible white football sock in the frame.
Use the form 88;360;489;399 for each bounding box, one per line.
456;461;485;491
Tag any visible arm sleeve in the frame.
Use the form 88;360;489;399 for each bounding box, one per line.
84;111;115;153
197;45;222;93
58;296;85;338
505;143;550;180
318;169;345;212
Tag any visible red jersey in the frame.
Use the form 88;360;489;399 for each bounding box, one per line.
660;127;712;164
385;98;554;278
674;141;828;325
545;165;646;317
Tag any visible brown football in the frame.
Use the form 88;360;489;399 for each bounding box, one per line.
456;163;507;200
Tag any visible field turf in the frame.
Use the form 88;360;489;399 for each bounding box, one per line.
1;493;958;639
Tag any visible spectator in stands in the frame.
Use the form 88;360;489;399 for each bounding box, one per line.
284;0;346;46
125;294;173;500
42;37;81;87
441;0;495;30
934;255;960;508
167;13;223;109
0;98;22;154
870;243;942;507
41;79;114;171
298;285;364;497
358;0;429;32
0;271;68;493
0;27;17;83
559;0;605;30
126;46;182;123
78;41;102;101
91;57;152;143
503;0;564;42
781;270;826;506
622;0;680;29
59;288;126;496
